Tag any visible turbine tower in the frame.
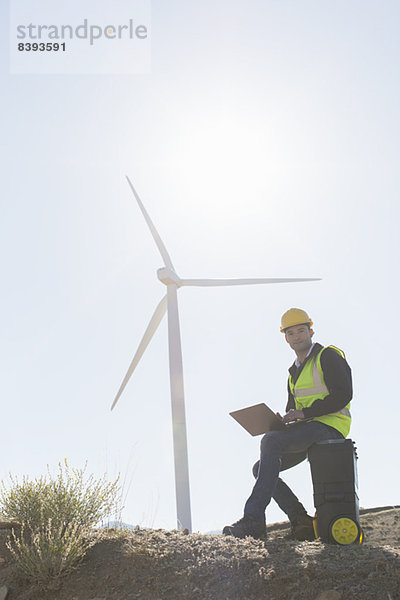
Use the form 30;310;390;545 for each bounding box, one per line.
112;176;320;532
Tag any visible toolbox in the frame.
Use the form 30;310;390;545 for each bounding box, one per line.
308;438;363;544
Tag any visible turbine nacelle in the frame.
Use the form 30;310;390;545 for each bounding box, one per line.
157;267;181;286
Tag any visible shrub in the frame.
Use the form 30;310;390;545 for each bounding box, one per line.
0;461;121;583
7;521;92;584
0;460;121;531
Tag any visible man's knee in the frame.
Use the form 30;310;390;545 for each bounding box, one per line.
260;431;282;455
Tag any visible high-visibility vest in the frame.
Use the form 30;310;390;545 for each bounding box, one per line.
288;345;351;438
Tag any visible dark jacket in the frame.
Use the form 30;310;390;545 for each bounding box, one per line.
286;342;353;419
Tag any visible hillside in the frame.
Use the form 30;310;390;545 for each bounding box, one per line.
0;507;399;600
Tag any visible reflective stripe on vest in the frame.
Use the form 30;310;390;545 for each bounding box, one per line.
292;360;351;419
289;345;351;437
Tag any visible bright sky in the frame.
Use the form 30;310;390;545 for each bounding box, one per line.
1;0;399;533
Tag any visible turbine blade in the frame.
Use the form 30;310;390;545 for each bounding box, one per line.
166;284;192;532
111;295;168;411
126;176;175;270
179;277;321;287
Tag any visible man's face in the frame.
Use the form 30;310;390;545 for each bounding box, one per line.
285;324;313;354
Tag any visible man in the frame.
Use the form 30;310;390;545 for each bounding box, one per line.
223;308;352;540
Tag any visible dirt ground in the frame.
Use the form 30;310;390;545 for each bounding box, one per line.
0;507;399;600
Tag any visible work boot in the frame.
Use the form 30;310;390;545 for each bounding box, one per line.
289;513;315;541
222;515;267;540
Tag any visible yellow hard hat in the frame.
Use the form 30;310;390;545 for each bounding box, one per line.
280;308;313;333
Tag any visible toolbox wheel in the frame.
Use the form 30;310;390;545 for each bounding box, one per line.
329;516;362;545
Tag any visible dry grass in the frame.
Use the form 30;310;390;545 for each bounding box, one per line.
0;461;121;585
7;521;92;585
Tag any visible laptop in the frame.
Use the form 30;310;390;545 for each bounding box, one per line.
229;402;311;436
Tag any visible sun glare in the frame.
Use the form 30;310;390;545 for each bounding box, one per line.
168;114;280;213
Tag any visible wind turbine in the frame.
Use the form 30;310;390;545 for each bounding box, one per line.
111;176;320;532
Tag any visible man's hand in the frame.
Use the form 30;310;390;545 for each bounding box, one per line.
282;409;304;424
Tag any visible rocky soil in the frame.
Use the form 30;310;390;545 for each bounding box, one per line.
0;507;399;600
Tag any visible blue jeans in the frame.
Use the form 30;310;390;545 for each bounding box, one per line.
244;421;343;521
